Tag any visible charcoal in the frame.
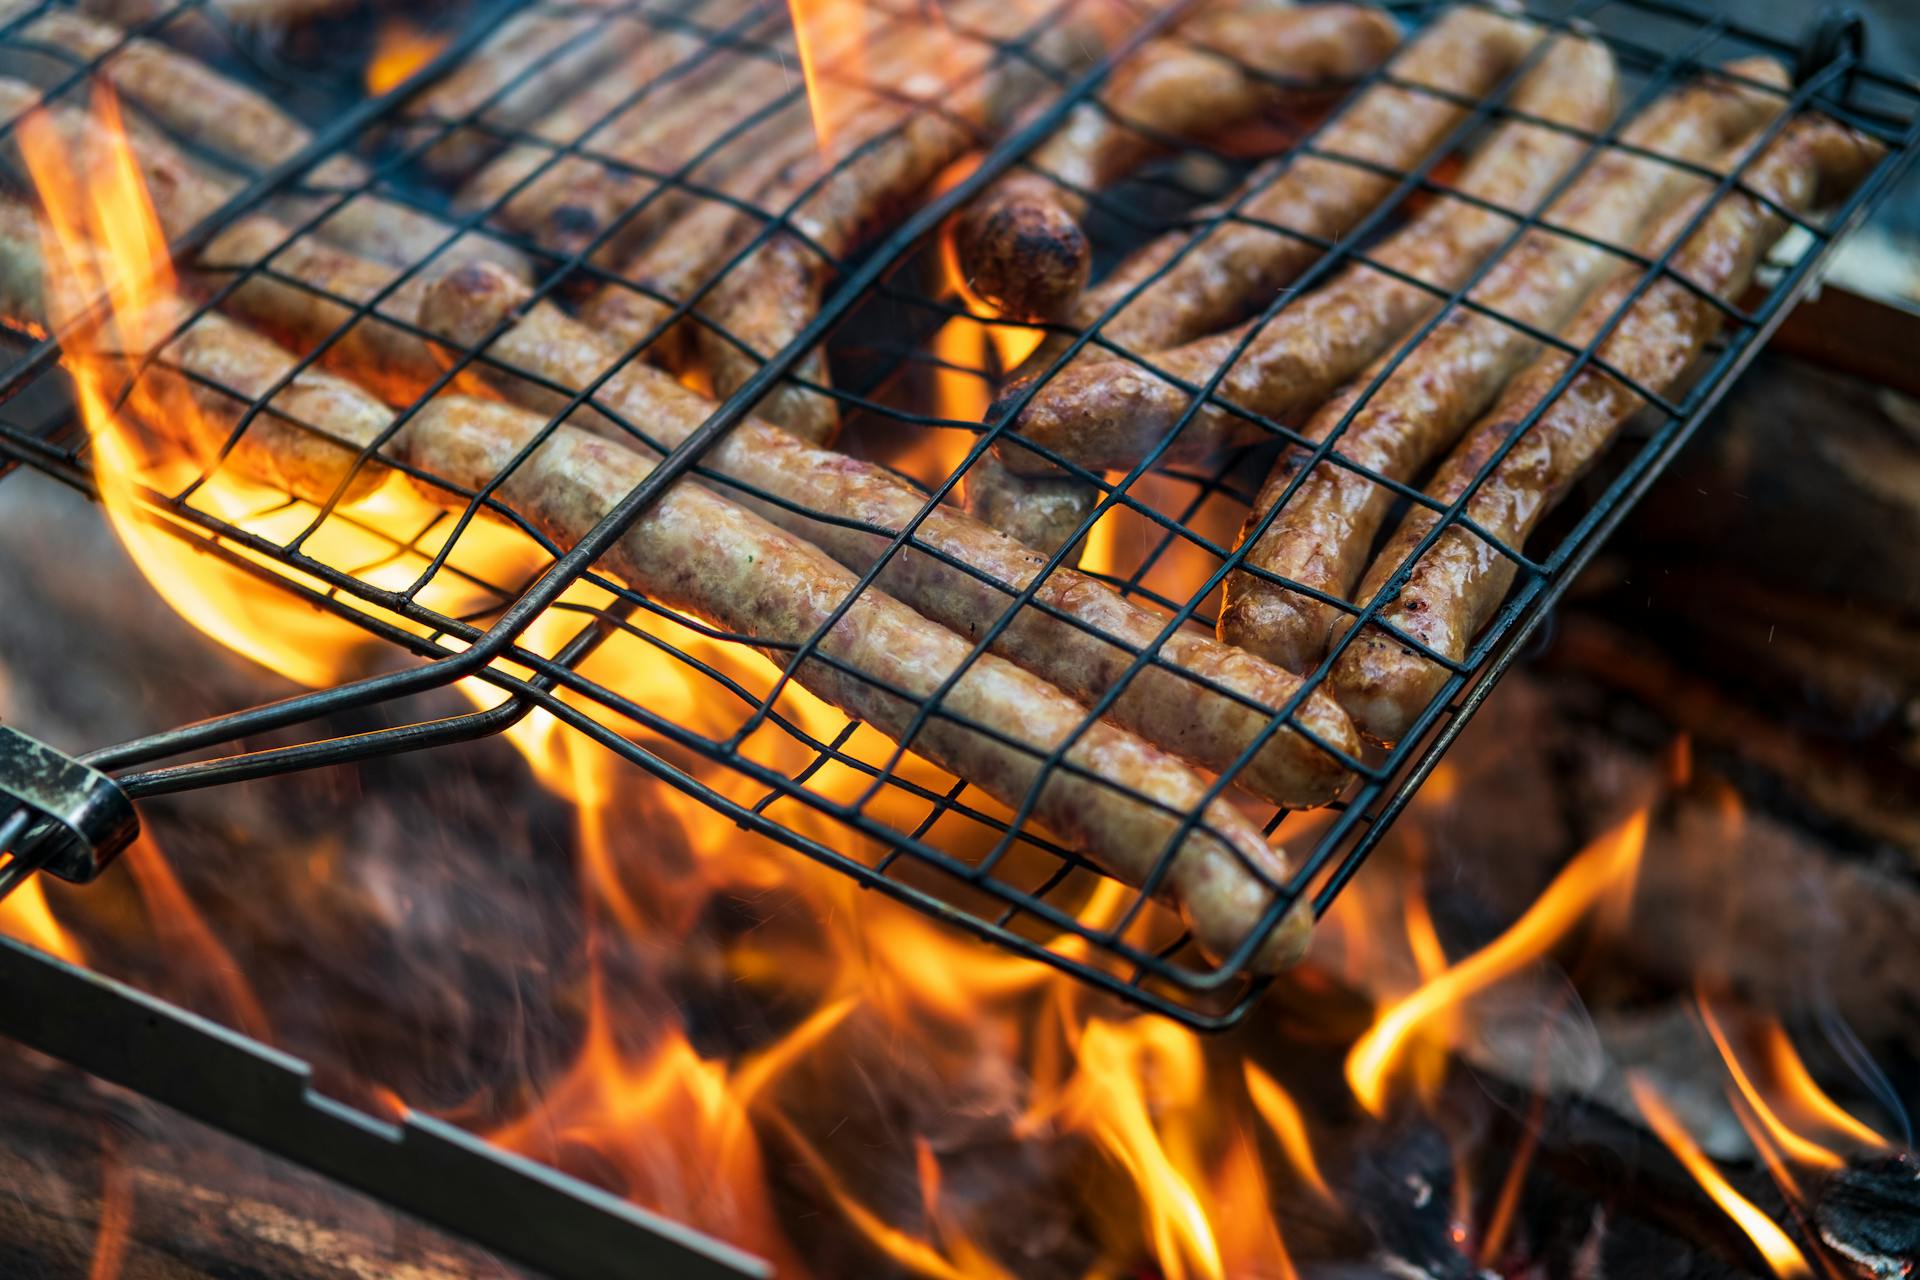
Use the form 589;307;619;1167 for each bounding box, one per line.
1815;1151;1920;1278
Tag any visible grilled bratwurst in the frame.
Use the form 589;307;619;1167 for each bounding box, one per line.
1221;59;1791;671
1329;117;1884;744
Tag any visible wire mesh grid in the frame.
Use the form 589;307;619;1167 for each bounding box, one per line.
0;0;1913;1028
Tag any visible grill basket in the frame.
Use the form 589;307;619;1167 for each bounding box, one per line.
0;0;1913;1026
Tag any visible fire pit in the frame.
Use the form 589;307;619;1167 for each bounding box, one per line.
0;0;1913;1276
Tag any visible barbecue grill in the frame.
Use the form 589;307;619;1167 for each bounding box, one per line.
0;0;1913;1276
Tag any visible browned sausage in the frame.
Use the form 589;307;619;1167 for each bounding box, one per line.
451;0;781;259
579;120;825;368
0;197;389;505
399;394;1313;971
694;0;1115;441
969;29;1613;559
960;447;1094;564
395;0;647;182
953;2;1400;322
4;7;529;279
0;187;1312;970
479;0;975;263
1000;32;1622;475
1068;5;1543;354
695;106;979;441
1329;117;1884;744
420;261;1363;810
1221;58;1790;672
0;78;465;405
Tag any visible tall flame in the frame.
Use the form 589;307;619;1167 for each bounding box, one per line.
1697;997;1844;1171
789;0;870;155
1043;1017;1223;1280
18;86;551;691
122;835;272;1039
1347;808;1649;1114
1242;1062;1333;1205
911;201;1049;487
19;90;355;687
1763;1023;1889;1152
1628;1073;1812;1278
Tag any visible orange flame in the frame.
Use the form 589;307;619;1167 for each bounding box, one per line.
789;0;870;156
1763;1023;1889;1152
1043;1017;1224;1280
366;21;449;96
487;954;822;1268
15;34;1834;1280
1400;838;1452;1104
86;1143;133;1280
16;86;550;689
1628;1073;1811;1278
0;874;84;965
900;204;1049;487
1242;1062;1333;1205
1347;808;1649;1114
123;834;272;1040
1697;997;1844;1171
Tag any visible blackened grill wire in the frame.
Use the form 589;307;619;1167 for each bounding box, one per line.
0;0;1908;1025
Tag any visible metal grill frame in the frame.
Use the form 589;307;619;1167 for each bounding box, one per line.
0;0;1911;1038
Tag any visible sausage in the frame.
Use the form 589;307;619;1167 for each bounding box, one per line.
0;197;389;505
562;3;976;362
580;119;823;367
695;0;1114;441
1068;5;1543;354
1329;117;1884;744
953;3;1400;322
452;0;780;259
0;78;463;405
1221;58;1791;672
396;0;647;182
999;32;1621;475
961;447;1095;563
399;394;1314;972
3;7;529;279
970;28;1610;560
1;188;1313;971
420;261;1363;810
481;0;973;262
696;105;978;441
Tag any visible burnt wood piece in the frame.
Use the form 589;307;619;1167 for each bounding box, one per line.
1543;616;1920;859
0;1051;522;1279
1625;353;1920;618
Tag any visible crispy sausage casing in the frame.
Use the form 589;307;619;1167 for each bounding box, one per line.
954;3;1399;322
401;395;1313;971
5;8;526;279
1221;59;1791;672
694;0;1111;441
398;0;646;181
969;28;1610;560
0;198;390;504
1068;5;1543;354
0;78;460;405
1329;118;1884;744
1000;33;1621;475
422;262;1363;810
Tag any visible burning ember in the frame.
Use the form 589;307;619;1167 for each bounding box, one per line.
0;1;1911;1278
